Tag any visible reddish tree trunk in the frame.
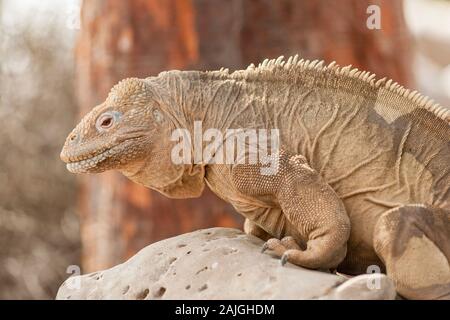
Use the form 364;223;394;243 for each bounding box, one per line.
76;0;412;271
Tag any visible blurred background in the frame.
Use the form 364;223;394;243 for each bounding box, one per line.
0;0;449;299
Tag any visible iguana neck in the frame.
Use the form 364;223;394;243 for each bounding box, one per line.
150;70;261;132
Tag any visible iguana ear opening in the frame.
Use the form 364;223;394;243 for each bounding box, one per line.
159;164;205;199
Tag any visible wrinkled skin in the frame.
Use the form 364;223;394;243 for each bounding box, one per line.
60;77;205;198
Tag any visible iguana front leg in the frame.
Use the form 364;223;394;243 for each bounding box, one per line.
232;151;351;270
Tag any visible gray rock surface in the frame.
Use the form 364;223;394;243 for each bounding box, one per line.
56;227;396;300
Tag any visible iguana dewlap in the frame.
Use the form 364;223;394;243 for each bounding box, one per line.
61;55;450;299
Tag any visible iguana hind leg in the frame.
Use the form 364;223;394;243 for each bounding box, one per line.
373;204;450;300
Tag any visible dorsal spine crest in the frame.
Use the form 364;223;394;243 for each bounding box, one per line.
225;55;450;123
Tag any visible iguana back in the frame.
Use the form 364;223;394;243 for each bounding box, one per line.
172;56;450;276
179;56;450;215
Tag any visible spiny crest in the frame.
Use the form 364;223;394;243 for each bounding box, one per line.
107;77;150;106
240;55;450;123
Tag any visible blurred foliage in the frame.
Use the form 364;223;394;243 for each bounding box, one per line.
0;3;80;299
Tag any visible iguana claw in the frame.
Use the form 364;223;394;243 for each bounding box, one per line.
261;242;269;253
280;253;288;266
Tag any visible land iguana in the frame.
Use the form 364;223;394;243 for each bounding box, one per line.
60;55;450;299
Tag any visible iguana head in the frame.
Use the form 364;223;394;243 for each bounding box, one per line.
60;76;205;198
61;78;158;174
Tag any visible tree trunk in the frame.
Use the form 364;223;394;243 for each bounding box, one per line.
76;0;412;272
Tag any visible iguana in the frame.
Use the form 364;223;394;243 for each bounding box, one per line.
60;55;450;299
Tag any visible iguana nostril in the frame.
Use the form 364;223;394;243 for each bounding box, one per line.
69;134;78;142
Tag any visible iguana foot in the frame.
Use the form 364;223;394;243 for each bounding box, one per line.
261;236;301;259
374;204;450;300
261;237;338;269
281;249;307;267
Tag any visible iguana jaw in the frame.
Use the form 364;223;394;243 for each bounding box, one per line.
61;135;146;174
64;143;123;173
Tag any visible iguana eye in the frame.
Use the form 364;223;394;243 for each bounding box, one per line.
101;117;112;127
96;112;116;131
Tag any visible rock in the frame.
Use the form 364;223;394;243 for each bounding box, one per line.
323;274;397;300
56;227;396;300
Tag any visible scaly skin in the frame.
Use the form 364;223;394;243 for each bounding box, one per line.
61;55;450;299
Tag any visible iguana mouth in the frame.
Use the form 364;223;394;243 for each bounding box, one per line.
65;143;124;173
63;133;146;173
